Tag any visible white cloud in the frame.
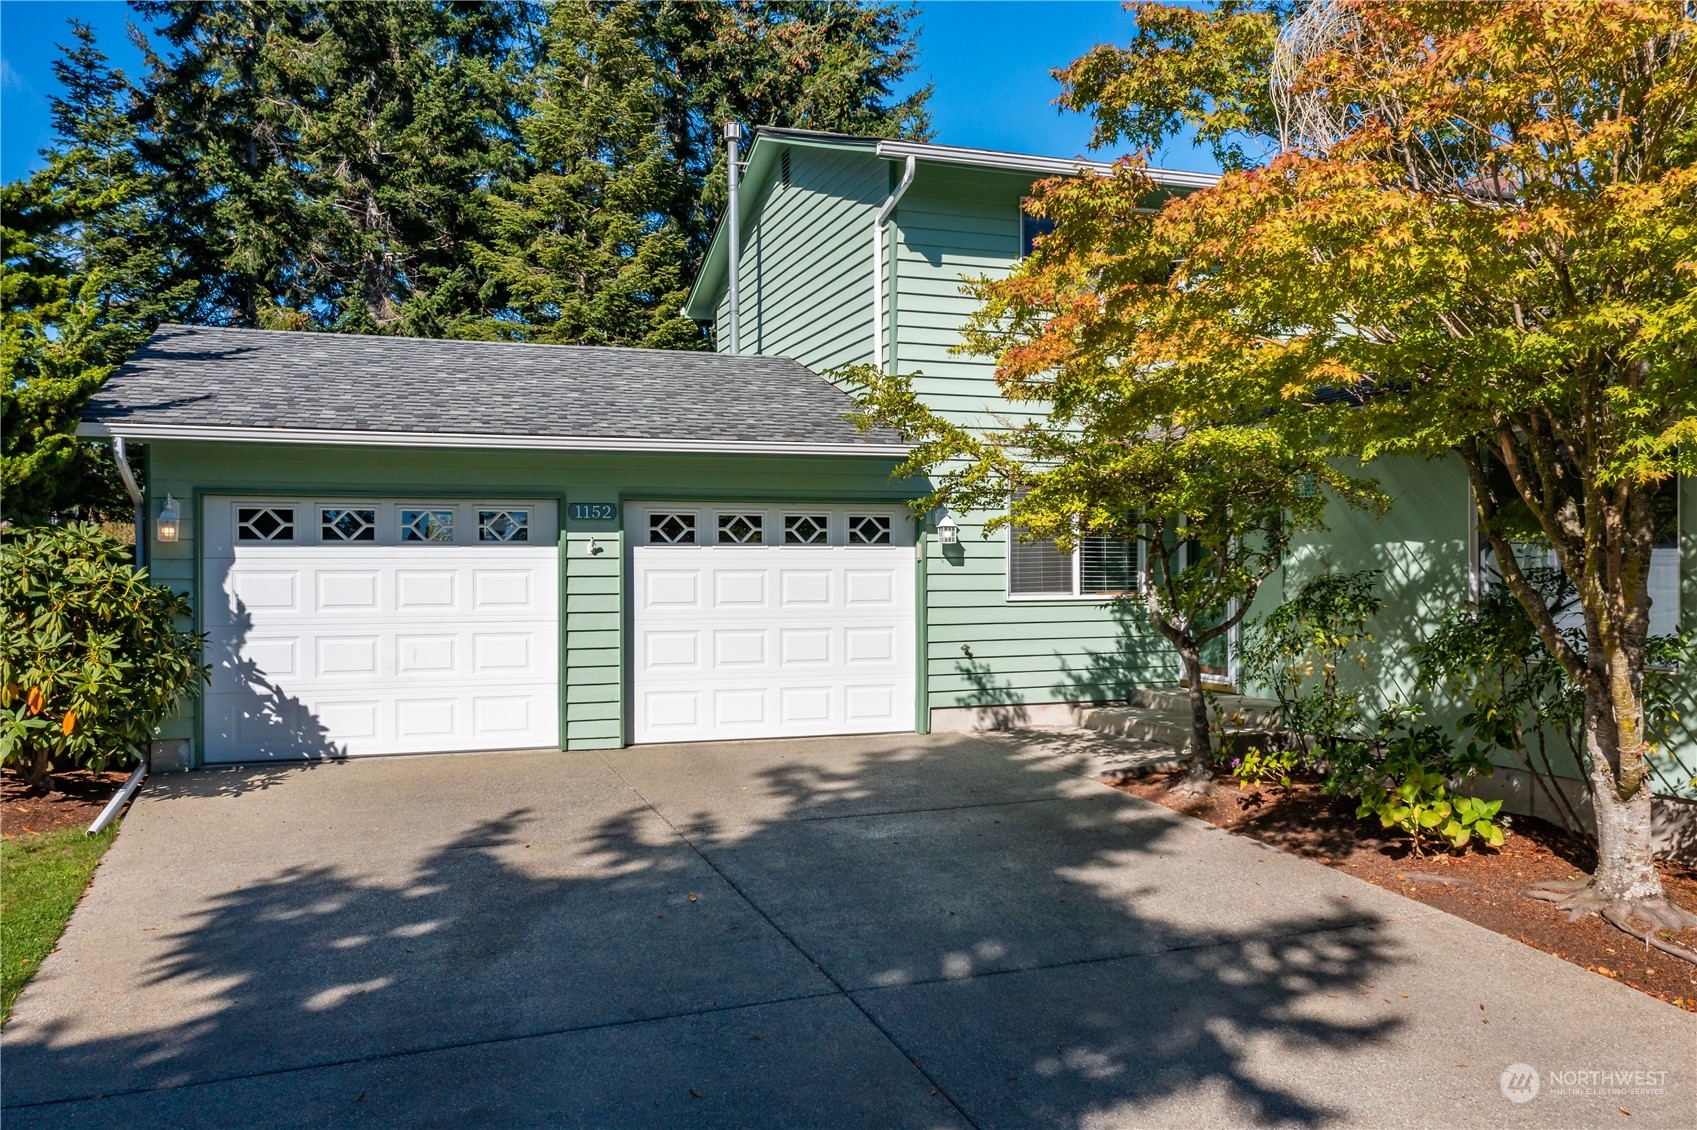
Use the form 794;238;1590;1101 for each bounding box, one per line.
0;57;31;92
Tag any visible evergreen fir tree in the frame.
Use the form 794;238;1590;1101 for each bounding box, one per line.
476;1;697;348
2;22;189;523
131;1;526;334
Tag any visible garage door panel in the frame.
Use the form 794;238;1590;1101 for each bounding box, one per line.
230;570;300;613
397;634;459;677
778;570;832;607
643;630;701;670
779;628;833;666
630;511;913;743
315;570;381;612
202;498;557;762
396;697;457;741
713;629;766;667
395;569;459;611
471;632;534;674
846;684;898;722
713;570;768;607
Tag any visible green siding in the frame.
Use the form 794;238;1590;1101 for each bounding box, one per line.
145;441;914;764
563;531;623;748
720;144;885;373
889;164;1177;715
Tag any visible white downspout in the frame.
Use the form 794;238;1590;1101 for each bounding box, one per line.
113;435;144;571
94;434;150;833
871;155;916;372
724;122;746;355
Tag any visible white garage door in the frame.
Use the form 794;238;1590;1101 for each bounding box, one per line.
201;498;558;762
631;503;915;743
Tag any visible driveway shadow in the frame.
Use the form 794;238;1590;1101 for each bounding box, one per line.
1;735;1409;1127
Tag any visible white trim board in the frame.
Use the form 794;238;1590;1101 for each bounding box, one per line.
76;421;911;458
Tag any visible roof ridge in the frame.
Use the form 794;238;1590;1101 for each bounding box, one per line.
149;323;801;365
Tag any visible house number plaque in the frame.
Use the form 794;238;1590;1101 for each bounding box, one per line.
569;502;617;521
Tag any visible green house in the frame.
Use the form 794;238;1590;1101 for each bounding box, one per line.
79;127;1692;828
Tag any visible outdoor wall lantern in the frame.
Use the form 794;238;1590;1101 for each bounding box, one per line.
156;495;181;543
935;510;959;545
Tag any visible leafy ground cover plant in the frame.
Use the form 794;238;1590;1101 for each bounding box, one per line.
1339;724;1504;856
1223;744;1304;794
1;524;208;789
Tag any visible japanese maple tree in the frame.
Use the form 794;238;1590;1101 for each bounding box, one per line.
1038;0;1695;944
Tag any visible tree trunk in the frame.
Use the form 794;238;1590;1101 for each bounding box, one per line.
1582;676;1665;902
23;745;53;793
1171;644;1216;798
1529;671;1697;945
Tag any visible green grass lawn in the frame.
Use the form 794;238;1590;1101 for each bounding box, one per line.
2;826;117;1023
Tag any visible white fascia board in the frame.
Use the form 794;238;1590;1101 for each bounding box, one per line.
872;139;1220;190
75;420;912;458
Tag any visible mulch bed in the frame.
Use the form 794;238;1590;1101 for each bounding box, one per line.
1109;768;1697;1014
2;769;132;839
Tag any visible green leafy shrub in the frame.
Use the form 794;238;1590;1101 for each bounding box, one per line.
1;523;208;788
1334;723;1505;855
1239;569;1383;758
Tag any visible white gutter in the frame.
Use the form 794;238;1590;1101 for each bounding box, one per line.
77;421;912;458
871;154;916;373
112;436;145;571
872;139;1220;190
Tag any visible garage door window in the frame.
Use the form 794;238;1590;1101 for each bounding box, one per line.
848;515;892;545
479;509;530;542
718;513;764;544
784;514;829;545
650;512;696;544
321;507;376;542
401;509;455;543
237;506;296;543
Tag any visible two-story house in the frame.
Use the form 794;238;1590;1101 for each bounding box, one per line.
79;127;1691;807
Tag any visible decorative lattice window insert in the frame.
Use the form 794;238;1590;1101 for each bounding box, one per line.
478;509;530;542
784;514;829;545
401;509;455;543
717;514;763;544
848;515;892;545
649;513;696;544
321;508;377;542
237;506;295;542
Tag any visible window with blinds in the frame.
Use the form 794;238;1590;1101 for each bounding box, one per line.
1009;529;1142;598
1081;536;1139;595
1009;534;1073;595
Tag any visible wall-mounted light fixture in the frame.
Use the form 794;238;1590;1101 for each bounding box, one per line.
155;495;181;543
935;510;959;546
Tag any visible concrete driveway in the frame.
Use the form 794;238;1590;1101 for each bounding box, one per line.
4;730;1693;1128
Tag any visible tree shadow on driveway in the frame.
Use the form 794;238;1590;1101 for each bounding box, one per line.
2;735;1407;1127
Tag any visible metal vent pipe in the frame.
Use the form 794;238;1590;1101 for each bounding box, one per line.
724;122;746;355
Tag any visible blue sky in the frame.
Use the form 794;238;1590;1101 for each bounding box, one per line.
0;0;1219;185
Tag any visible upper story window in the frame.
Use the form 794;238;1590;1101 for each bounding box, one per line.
1020;201;1057;258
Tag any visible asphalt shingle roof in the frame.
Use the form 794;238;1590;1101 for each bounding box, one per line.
82;324;903;451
